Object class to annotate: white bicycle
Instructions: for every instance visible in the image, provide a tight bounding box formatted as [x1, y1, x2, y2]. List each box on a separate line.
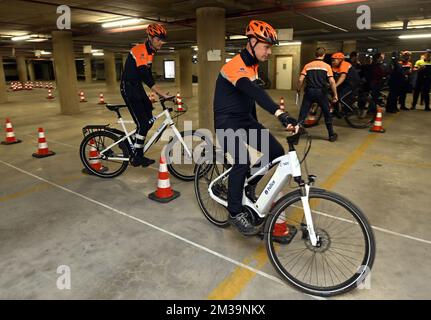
[194, 128, 376, 297]
[80, 96, 211, 179]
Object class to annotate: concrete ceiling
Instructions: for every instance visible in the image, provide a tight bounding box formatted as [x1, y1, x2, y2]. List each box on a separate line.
[0, 0, 430, 57]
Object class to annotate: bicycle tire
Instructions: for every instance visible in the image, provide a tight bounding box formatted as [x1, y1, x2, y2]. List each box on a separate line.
[79, 131, 129, 178]
[265, 188, 375, 297]
[194, 152, 230, 228]
[165, 130, 212, 181]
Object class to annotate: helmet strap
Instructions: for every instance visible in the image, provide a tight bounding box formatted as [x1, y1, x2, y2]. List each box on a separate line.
[248, 37, 259, 61]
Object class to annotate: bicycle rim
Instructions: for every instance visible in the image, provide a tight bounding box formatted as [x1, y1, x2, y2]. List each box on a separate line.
[194, 159, 230, 227]
[80, 131, 129, 178]
[265, 189, 375, 297]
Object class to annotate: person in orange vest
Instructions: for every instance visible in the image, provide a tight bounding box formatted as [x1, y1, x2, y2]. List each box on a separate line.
[398, 51, 413, 111]
[297, 47, 339, 141]
[331, 52, 354, 112]
[121, 23, 171, 167]
[213, 20, 298, 238]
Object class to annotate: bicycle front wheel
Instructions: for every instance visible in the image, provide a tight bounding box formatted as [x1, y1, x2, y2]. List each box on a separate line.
[165, 130, 212, 181]
[265, 188, 375, 297]
[344, 98, 376, 129]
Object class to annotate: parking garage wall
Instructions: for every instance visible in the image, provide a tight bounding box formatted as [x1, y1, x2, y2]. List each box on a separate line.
[268, 44, 301, 90]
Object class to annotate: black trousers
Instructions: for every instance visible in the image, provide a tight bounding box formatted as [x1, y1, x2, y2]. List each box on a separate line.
[298, 88, 334, 137]
[386, 85, 403, 112]
[412, 78, 430, 109]
[120, 81, 154, 154]
[215, 115, 284, 215]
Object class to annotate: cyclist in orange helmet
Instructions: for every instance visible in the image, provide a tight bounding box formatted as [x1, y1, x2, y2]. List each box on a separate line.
[214, 20, 298, 239]
[121, 23, 170, 167]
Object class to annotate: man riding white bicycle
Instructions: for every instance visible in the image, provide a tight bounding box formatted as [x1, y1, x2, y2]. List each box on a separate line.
[213, 20, 298, 240]
[121, 23, 171, 167]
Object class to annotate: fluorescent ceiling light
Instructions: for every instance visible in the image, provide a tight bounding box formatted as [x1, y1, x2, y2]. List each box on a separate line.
[399, 34, 431, 39]
[27, 38, 49, 42]
[102, 18, 143, 28]
[40, 50, 51, 55]
[106, 24, 149, 33]
[91, 49, 102, 53]
[0, 35, 13, 38]
[229, 35, 247, 40]
[92, 52, 104, 56]
[278, 41, 302, 46]
[12, 35, 31, 41]
[191, 46, 198, 51]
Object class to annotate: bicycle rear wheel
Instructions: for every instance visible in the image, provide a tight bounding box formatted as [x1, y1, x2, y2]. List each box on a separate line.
[165, 130, 212, 181]
[79, 131, 129, 178]
[194, 150, 231, 228]
[265, 188, 375, 297]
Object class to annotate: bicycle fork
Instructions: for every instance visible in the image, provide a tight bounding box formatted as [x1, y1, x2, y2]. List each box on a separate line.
[296, 177, 319, 247]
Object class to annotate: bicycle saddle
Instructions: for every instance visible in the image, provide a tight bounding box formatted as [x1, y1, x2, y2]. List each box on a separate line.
[106, 104, 127, 111]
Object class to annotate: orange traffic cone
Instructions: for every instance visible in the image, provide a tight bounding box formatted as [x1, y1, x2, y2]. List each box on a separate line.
[32, 128, 55, 158]
[303, 104, 319, 127]
[98, 93, 106, 104]
[271, 191, 297, 244]
[280, 97, 285, 111]
[148, 156, 180, 203]
[370, 107, 386, 133]
[82, 139, 108, 174]
[79, 91, 87, 102]
[176, 92, 184, 112]
[1, 118, 22, 145]
[46, 89, 54, 99]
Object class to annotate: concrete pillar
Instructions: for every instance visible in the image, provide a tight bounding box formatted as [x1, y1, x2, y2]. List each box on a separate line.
[174, 52, 180, 88]
[179, 48, 193, 98]
[0, 56, 7, 103]
[16, 55, 28, 83]
[196, 7, 225, 132]
[121, 53, 128, 67]
[27, 61, 35, 81]
[52, 31, 80, 115]
[84, 53, 92, 83]
[104, 51, 117, 92]
[300, 41, 317, 69]
[343, 40, 357, 55]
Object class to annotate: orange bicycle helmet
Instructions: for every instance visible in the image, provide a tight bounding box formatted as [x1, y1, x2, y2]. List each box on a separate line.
[331, 52, 345, 59]
[147, 23, 167, 40]
[246, 20, 278, 45]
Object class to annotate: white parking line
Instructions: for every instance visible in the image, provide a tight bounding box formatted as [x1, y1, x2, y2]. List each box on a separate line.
[0, 159, 322, 300]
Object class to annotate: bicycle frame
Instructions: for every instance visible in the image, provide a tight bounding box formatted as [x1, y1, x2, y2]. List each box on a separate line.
[98, 108, 192, 161]
[207, 149, 319, 246]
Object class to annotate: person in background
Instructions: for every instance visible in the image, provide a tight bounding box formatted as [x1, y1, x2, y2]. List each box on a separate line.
[398, 51, 413, 111]
[412, 50, 431, 111]
[386, 52, 406, 113]
[368, 52, 387, 107]
[297, 47, 338, 142]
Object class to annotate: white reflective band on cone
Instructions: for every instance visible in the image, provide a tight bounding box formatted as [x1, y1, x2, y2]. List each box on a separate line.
[38, 142, 48, 149]
[374, 121, 382, 126]
[6, 132, 15, 137]
[38, 132, 45, 138]
[157, 179, 170, 189]
[159, 163, 168, 172]
[6, 123, 12, 128]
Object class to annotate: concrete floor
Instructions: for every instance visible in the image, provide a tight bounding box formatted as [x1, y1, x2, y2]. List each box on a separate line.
[0, 81, 430, 300]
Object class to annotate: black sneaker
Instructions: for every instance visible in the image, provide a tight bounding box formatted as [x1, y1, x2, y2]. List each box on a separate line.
[400, 106, 410, 111]
[228, 212, 256, 236]
[141, 156, 155, 167]
[328, 133, 338, 142]
[425, 108, 431, 112]
[130, 155, 155, 167]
